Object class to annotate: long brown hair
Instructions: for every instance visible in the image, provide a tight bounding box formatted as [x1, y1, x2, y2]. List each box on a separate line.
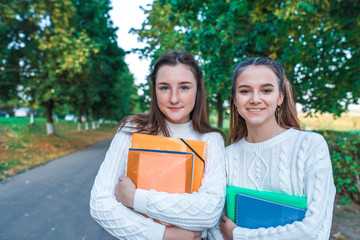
[229, 57, 300, 144]
[119, 50, 225, 140]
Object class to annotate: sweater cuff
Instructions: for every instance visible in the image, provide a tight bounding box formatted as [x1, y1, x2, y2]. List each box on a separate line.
[133, 188, 149, 215]
[150, 222, 166, 240]
[233, 227, 248, 239]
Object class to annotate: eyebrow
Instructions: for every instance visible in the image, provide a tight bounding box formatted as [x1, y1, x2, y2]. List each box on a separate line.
[158, 81, 194, 85]
[238, 83, 275, 88]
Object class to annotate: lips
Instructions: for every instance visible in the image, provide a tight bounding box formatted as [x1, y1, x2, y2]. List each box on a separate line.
[168, 107, 182, 111]
[247, 108, 264, 112]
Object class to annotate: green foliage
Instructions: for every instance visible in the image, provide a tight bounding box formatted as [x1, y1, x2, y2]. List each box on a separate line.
[1, 0, 138, 130]
[133, 0, 360, 127]
[316, 130, 360, 204]
[0, 0, 38, 101]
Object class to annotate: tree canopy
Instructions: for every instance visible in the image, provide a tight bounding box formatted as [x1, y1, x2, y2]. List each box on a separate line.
[132, 0, 360, 127]
[0, 0, 138, 134]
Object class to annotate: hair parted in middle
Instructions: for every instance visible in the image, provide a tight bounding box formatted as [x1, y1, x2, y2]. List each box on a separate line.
[229, 57, 300, 144]
[119, 50, 225, 140]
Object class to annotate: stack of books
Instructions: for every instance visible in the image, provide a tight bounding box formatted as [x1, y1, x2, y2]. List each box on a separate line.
[226, 186, 307, 229]
[127, 148, 195, 193]
[126, 133, 207, 225]
[127, 133, 207, 193]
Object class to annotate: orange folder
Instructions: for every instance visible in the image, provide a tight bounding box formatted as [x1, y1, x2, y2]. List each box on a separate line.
[129, 133, 207, 192]
[127, 149, 195, 193]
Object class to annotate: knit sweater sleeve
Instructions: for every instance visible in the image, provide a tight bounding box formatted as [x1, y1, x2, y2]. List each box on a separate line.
[206, 145, 235, 240]
[132, 132, 226, 231]
[89, 129, 166, 240]
[232, 134, 336, 239]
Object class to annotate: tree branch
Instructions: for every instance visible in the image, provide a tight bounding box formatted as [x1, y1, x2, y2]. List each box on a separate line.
[0, 0, 30, 7]
[0, 68, 20, 75]
[0, 82, 17, 85]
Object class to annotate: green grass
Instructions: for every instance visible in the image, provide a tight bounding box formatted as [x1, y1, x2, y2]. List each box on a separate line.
[0, 116, 117, 181]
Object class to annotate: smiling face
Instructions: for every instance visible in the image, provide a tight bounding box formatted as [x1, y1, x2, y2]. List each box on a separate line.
[155, 64, 197, 124]
[234, 65, 284, 130]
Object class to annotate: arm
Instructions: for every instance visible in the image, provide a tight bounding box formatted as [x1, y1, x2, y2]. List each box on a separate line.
[207, 148, 232, 240]
[207, 212, 226, 240]
[163, 227, 202, 240]
[130, 133, 227, 231]
[90, 130, 166, 240]
[230, 136, 336, 239]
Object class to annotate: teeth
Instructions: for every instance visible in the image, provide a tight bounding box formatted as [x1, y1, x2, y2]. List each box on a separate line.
[249, 109, 261, 112]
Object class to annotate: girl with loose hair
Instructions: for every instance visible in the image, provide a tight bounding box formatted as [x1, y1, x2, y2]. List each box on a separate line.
[228, 57, 300, 144]
[118, 50, 224, 138]
[90, 50, 226, 240]
[209, 57, 336, 240]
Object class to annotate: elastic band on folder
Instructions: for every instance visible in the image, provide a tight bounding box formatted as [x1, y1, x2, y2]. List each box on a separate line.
[180, 138, 205, 169]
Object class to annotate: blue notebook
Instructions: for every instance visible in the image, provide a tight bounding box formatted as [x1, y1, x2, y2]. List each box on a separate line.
[235, 193, 306, 229]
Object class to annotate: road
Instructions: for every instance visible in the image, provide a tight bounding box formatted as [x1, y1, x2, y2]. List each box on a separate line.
[0, 138, 117, 240]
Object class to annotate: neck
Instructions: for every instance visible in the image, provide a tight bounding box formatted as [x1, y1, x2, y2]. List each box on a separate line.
[165, 120, 193, 135]
[246, 123, 286, 143]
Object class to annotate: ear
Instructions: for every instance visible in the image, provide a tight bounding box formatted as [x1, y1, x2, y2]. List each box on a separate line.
[232, 97, 237, 109]
[277, 92, 284, 106]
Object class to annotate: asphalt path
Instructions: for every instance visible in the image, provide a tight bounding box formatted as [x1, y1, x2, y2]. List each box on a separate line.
[0, 138, 118, 240]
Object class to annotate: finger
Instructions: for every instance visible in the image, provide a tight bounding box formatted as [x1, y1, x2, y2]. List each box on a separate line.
[222, 215, 229, 222]
[220, 221, 224, 230]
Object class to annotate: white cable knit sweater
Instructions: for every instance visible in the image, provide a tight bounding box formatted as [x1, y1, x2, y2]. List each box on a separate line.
[90, 120, 226, 239]
[208, 128, 336, 240]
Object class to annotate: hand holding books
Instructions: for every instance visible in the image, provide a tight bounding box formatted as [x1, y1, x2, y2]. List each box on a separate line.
[115, 176, 136, 208]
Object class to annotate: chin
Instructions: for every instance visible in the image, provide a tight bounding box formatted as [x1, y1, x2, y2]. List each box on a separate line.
[168, 118, 188, 124]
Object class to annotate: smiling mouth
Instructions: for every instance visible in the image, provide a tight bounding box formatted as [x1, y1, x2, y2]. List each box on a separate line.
[248, 109, 263, 112]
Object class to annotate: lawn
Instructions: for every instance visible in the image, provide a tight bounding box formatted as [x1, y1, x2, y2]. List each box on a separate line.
[299, 112, 360, 132]
[0, 117, 116, 181]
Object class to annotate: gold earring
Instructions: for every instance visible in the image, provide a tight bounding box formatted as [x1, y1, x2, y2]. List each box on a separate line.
[276, 106, 282, 121]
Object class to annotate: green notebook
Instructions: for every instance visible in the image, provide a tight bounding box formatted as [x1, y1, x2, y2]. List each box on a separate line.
[226, 186, 307, 222]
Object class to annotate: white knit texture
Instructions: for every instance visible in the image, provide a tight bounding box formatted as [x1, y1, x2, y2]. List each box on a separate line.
[208, 128, 336, 240]
[90, 120, 226, 239]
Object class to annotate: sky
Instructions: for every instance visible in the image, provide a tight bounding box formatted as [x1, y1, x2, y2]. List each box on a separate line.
[109, 0, 154, 86]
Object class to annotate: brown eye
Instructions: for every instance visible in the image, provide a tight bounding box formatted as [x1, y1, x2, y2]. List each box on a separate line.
[263, 89, 272, 93]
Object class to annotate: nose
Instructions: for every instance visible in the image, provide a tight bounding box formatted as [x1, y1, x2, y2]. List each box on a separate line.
[250, 92, 261, 104]
[170, 90, 180, 104]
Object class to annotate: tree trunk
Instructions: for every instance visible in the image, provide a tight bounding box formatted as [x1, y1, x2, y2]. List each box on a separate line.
[216, 94, 224, 129]
[30, 112, 34, 125]
[92, 111, 96, 130]
[78, 107, 82, 132]
[44, 99, 56, 135]
[54, 114, 59, 123]
[85, 108, 89, 131]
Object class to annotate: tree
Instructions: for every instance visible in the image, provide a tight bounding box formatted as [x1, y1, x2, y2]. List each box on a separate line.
[71, 0, 137, 126]
[1, 0, 137, 134]
[0, 0, 38, 102]
[28, 0, 96, 134]
[132, 0, 360, 127]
